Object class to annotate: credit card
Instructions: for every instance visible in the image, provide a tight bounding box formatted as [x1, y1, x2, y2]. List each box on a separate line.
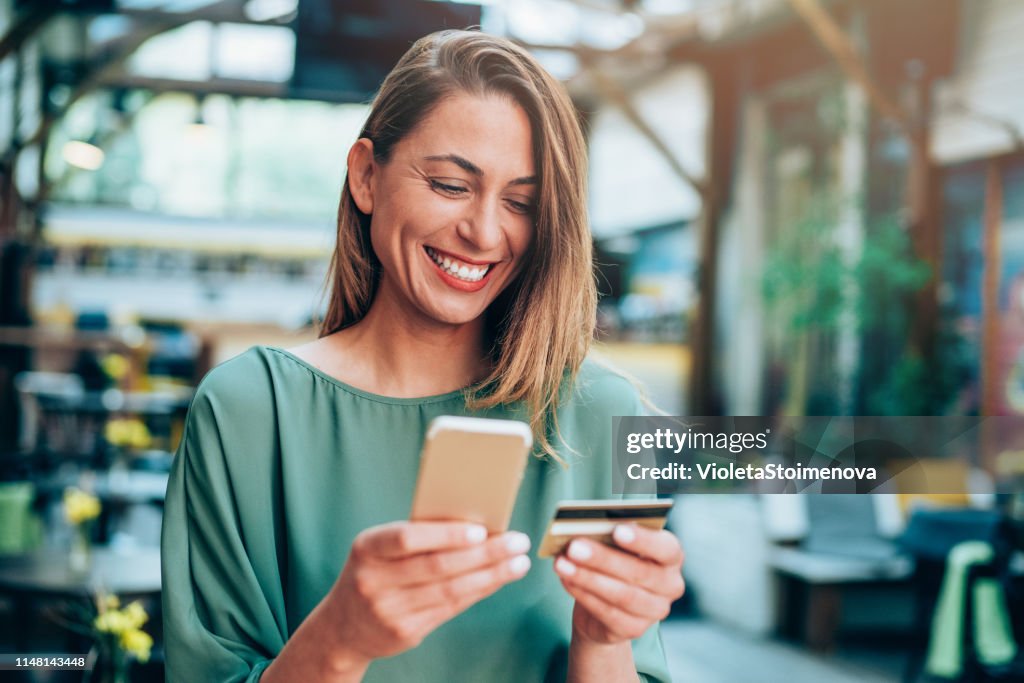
[537, 499, 673, 558]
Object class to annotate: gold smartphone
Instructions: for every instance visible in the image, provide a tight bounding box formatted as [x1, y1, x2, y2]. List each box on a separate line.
[410, 416, 533, 533]
[538, 499, 674, 558]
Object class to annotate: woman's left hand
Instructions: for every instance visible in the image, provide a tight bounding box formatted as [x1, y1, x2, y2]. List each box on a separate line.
[554, 525, 685, 645]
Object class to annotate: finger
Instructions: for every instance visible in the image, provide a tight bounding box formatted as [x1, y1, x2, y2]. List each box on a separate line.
[390, 553, 531, 613]
[383, 532, 531, 587]
[554, 556, 668, 620]
[560, 577, 653, 642]
[611, 525, 684, 566]
[563, 538, 681, 598]
[354, 521, 488, 559]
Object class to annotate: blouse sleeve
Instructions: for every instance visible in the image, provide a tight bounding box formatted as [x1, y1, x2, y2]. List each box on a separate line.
[161, 363, 286, 682]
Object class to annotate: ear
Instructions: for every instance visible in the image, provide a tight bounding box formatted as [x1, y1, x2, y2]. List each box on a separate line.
[347, 138, 375, 214]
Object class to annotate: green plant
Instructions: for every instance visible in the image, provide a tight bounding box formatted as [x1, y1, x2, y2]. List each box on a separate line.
[865, 312, 974, 415]
[761, 203, 930, 334]
[760, 195, 970, 416]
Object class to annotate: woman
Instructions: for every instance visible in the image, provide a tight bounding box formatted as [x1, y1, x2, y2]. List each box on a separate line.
[162, 29, 684, 682]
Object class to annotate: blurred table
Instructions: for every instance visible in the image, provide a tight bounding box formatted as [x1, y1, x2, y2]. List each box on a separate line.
[0, 547, 160, 598]
[34, 470, 169, 507]
[0, 546, 161, 651]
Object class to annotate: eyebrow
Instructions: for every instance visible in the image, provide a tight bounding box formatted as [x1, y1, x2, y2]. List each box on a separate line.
[424, 153, 537, 186]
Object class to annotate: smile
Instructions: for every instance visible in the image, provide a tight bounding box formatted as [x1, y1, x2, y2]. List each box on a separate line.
[424, 246, 494, 283]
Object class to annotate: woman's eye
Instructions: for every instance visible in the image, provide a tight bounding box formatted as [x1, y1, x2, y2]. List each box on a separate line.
[429, 179, 469, 196]
[505, 199, 535, 215]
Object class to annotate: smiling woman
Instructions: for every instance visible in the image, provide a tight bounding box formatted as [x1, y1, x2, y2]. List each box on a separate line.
[348, 93, 536, 324]
[318, 31, 596, 452]
[161, 29, 681, 683]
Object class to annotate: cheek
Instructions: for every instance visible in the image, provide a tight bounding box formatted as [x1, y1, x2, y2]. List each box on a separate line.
[512, 221, 536, 259]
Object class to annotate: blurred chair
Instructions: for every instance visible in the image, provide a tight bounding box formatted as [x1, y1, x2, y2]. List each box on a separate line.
[900, 506, 1023, 682]
[767, 495, 914, 650]
[938, 524, 1023, 682]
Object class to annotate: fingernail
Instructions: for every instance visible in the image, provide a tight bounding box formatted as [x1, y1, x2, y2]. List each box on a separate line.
[614, 525, 636, 545]
[505, 532, 531, 554]
[555, 557, 577, 576]
[509, 555, 531, 575]
[567, 540, 592, 561]
[466, 525, 487, 544]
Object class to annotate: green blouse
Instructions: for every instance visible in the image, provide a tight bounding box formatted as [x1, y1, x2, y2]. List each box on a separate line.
[161, 346, 671, 682]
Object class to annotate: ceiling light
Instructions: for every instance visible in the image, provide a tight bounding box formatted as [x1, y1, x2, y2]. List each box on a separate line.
[63, 140, 105, 171]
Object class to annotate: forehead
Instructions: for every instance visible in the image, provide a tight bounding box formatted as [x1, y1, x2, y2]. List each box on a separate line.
[396, 92, 535, 178]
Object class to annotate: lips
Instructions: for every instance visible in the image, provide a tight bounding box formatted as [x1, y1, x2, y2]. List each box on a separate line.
[424, 246, 496, 283]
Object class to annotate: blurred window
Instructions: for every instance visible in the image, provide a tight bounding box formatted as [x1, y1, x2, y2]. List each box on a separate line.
[45, 91, 367, 220]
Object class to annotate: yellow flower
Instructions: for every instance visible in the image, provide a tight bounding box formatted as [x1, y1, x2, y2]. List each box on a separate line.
[105, 419, 128, 446]
[122, 601, 148, 630]
[85, 592, 152, 664]
[63, 488, 101, 526]
[93, 600, 149, 635]
[105, 418, 151, 450]
[120, 628, 153, 663]
[94, 608, 131, 634]
[100, 354, 130, 382]
[128, 420, 151, 449]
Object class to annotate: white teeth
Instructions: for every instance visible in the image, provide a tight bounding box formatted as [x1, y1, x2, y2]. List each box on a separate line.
[426, 247, 490, 283]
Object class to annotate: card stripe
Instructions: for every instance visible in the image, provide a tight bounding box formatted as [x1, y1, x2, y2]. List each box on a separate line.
[555, 506, 670, 520]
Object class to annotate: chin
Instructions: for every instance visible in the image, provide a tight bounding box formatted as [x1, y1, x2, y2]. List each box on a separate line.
[414, 290, 491, 324]
[425, 305, 487, 327]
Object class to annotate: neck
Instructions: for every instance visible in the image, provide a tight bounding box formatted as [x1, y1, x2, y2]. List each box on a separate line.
[332, 289, 490, 398]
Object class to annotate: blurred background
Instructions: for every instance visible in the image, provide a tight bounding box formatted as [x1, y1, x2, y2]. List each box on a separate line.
[1, 0, 1023, 681]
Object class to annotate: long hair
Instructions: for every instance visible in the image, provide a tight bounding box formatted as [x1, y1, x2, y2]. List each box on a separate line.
[321, 30, 595, 464]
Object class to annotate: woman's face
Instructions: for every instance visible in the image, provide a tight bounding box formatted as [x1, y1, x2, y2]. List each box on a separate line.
[350, 92, 536, 328]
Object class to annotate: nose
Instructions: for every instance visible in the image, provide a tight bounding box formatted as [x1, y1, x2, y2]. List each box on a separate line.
[456, 196, 503, 253]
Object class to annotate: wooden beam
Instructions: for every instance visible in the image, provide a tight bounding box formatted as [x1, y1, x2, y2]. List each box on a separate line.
[687, 56, 736, 414]
[905, 71, 940, 362]
[97, 73, 289, 100]
[0, 325, 139, 353]
[118, 5, 292, 26]
[786, 0, 913, 136]
[981, 160, 1003, 416]
[588, 69, 706, 197]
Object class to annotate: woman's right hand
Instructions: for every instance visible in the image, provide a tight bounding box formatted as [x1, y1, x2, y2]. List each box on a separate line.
[323, 520, 532, 670]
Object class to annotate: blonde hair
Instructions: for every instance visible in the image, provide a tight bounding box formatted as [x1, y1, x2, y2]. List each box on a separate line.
[321, 30, 595, 463]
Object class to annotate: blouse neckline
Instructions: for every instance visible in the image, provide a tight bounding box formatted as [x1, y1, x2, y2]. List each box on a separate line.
[264, 346, 474, 405]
